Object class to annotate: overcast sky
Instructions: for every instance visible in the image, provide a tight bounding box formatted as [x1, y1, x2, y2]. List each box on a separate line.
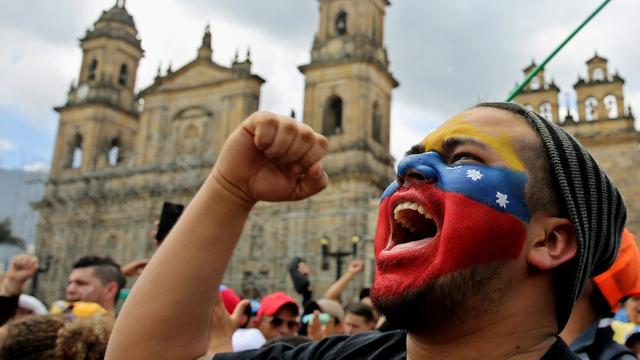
[1, 0, 638, 171]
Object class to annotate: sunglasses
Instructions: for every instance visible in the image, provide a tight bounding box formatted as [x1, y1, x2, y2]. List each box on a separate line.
[264, 316, 300, 330]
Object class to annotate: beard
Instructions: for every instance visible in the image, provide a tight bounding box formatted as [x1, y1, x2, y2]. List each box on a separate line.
[371, 261, 510, 336]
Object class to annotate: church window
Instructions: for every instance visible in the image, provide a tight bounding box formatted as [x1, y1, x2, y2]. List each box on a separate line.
[70, 133, 83, 169]
[603, 95, 619, 119]
[592, 68, 604, 82]
[585, 97, 598, 121]
[118, 63, 128, 86]
[323, 96, 343, 136]
[179, 124, 200, 159]
[372, 101, 382, 143]
[539, 102, 553, 121]
[336, 11, 347, 35]
[107, 138, 121, 166]
[88, 59, 98, 81]
[529, 77, 540, 90]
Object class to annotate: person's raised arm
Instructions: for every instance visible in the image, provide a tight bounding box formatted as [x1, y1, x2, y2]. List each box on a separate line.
[106, 112, 329, 360]
[323, 259, 363, 302]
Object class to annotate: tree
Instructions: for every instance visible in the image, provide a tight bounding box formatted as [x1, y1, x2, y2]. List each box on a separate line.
[0, 218, 25, 249]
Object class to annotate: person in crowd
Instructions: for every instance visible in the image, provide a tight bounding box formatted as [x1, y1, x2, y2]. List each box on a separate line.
[0, 314, 66, 359]
[107, 103, 626, 359]
[252, 292, 300, 342]
[343, 302, 376, 335]
[0, 312, 114, 360]
[66, 256, 125, 313]
[307, 298, 344, 341]
[288, 257, 313, 306]
[560, 229, 639, 359]
[323, 259, 364, 303]
[0, 253, 39, 326]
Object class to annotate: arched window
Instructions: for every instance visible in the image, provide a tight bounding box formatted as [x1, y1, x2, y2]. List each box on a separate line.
[88, 59, 98, 81]
[539, 102, 553, 121]
[603, 95, 619, 119]
[70, 133, 83, 169]
[118, 63, 128, 86]
[529, 77, 540, 91]
[592, 68, 604, 82]
[107, 138, 121, 166]
[372, 101, 382, 143]
[179, 124, 200, 159]
[336, 11, 347, 35]
[585, 97, 598, 121]
[323, 96, 343, 136]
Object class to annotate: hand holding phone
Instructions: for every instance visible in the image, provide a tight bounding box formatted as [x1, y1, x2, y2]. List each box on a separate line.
[155, 202, 185, 243]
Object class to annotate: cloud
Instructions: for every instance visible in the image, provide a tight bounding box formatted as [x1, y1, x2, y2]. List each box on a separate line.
[22, 161, 49, 173]
[2, 0, 639, 170]
[0, 139, 17, 152]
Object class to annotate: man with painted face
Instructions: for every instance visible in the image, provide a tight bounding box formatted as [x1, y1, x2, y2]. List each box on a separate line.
[107, 103, 626, 360]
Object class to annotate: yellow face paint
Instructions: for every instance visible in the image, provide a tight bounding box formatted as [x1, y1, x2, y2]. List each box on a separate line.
[421, 116, 525, 172]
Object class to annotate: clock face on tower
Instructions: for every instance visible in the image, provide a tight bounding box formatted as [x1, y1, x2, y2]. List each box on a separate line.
[77, 84, 89, 101]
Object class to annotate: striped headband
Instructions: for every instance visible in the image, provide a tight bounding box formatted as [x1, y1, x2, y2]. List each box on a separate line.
[477, 102, 627, 330]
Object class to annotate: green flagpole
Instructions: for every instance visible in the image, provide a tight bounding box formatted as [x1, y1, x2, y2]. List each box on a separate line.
[506, 0, 612, 102]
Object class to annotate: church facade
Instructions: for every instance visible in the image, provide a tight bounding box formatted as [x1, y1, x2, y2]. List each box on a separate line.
[34, 0, 397, 303]
[513, 57, 639, 236]
[34, 1, 639, 304]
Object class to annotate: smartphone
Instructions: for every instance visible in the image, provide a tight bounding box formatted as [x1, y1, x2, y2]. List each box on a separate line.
[155, 202, 185, 243]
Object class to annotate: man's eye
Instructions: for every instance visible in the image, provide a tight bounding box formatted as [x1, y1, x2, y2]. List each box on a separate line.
[450, 153, 481, 164]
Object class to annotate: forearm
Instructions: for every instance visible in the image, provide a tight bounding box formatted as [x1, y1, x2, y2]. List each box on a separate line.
[107, 174, 253, 360]
[323, 272, 356, 301]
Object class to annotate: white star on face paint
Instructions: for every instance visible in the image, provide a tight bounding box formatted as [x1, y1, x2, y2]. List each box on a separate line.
[466, 169, 483, 181]
[496, 192, 509, 208]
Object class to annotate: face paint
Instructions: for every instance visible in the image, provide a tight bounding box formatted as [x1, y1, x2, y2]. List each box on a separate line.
[372, 116, 530, 300]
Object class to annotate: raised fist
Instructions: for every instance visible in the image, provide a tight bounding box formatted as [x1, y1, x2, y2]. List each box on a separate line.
[213, 111, 329, 205]
[7, 254, 39, 288]
[347, 259, 364, 275]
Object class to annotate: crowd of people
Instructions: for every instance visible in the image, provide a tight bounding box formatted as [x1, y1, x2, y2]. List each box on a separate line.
[1, 102, 639, 359]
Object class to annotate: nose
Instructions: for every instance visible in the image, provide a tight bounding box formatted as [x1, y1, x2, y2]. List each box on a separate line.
[397, 154, 438, 186]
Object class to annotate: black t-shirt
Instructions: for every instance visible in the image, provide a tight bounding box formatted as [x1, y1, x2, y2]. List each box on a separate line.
[213, 330, 578, 360]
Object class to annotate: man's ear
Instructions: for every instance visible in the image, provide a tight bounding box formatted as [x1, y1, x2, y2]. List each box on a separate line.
[526, 214, 577, 270]
[104, 281, 119, 301]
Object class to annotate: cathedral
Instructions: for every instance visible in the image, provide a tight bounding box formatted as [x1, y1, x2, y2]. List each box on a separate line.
[512, 57, 639, 236]
[34, 1, 639, 304]
[34, 0, 397, 303]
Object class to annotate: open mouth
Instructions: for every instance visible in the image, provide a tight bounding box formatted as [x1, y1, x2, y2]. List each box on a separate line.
[388, 201, 438, 251]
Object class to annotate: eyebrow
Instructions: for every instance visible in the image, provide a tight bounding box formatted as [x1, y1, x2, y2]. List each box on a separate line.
[404, 143, 425, 156]
[440, 137, 490, 155]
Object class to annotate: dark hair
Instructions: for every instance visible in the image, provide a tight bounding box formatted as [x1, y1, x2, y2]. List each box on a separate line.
[359, 288, 370, 300]
[345, 302, 375, 323]
[72, 256, 125, 302]
[0, 315, 67, 360]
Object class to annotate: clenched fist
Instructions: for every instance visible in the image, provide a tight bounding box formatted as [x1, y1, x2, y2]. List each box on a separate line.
[213, 111, 329, 205]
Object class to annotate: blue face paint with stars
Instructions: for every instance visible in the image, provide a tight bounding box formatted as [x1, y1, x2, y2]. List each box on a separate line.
[382, 152, 530, 222]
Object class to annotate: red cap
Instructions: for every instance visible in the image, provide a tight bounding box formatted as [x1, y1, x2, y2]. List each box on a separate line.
[219, 287, 241, 314]
[594, 229, 640, 312]
[257, 292, 299, 319]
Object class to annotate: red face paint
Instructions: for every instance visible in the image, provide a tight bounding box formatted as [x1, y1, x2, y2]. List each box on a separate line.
[372, 182, 527, 300]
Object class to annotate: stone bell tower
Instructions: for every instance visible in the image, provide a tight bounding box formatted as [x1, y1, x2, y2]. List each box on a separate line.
[49, 0, 143, 179]
[299, 0, 398, 191]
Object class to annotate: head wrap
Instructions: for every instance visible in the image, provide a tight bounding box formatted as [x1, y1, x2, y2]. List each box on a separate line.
[477, 102, 627, 329]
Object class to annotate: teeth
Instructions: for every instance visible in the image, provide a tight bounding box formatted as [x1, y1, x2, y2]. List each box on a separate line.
[393, 202, 431, 219]
[393, 202, 433, 230]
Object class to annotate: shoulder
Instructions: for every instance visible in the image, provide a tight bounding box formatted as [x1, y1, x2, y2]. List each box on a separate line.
[214, 330, 407, 360]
